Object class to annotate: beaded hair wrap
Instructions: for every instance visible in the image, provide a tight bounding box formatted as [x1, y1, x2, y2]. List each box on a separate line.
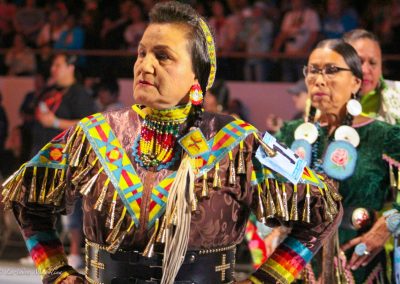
[198, 18, 216, 91]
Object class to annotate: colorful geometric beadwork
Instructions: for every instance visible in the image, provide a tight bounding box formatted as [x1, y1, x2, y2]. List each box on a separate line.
[79, 113, 143, 226]
[260, 237, 313, 284]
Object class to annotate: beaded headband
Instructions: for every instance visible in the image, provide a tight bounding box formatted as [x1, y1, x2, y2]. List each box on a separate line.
[198, 18, 216, 91]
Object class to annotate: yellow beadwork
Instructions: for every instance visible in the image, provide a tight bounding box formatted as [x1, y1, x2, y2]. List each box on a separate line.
[199, 18, 216, 90]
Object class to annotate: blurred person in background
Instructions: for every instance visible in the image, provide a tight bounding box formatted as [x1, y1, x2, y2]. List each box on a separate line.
[124, 2, 147, 51]
[96, 78, 125, 112]
[265, 79, 309, 134]
[0, 92, 8, 178]
[321, 0, 358, 40]
[344, 29, 400, 125]
[272, 0, 320, 82]
[13, 0, 44, 47]
[36, 9, 66, 48]
[242, 1, 273, 82]
[5, 33, 36, 76]
[203, 79, 230, 114]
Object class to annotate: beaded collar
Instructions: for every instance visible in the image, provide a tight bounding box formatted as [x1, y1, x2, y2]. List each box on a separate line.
[132, 104, 192, 170]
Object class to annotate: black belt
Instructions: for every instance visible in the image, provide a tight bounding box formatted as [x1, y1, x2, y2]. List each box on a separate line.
[85, 239, 236, 284]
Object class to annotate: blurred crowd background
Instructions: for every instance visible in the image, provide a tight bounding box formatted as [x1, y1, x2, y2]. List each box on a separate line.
[1, 0, 400, 81]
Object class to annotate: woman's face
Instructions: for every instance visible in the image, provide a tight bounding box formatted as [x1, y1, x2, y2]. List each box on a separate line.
[306, 48, 361, 115]
[349, 38, 382, 95]
[133, 23, 197, 109]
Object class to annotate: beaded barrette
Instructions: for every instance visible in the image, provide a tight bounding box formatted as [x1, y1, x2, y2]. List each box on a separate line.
[199, 18, 216, 91]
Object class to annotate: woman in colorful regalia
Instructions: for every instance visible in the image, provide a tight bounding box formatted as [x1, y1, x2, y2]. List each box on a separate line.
[275, 38, 400, 283]
[1, 2, 342, 284]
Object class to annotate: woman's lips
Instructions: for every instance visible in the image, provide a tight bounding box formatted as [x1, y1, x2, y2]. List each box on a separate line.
[312, 92, 328, 97]
[138, 80, 155, 87]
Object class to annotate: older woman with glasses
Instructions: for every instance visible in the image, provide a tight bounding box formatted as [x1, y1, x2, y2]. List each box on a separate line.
[275, 39, 400, 283]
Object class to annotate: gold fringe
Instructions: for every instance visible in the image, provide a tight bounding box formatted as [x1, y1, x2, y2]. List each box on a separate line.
[38, 168, 49, 204]
[281, 183, 289, 221]
[143, 218, 159, 258]
[289, 185, 298, 221]
[265, 179, 276, 218]
[156, 216, 167, 244]
[71, 165, 93, 186]
[302, 184, 311, 223]
[80, 168, 103, 196]
[212, 162, 221, 189]
[106, 191, 118, 229]
[237, 141, 246, 174]
[70, 141, 84, 167]
[62, 126, 81, 154]
[106, 207, 126, 244]
[256, 184, 267, 224]
[9, 176, 24, 202]
[228, 151, 236, 186]
[274, 180, 285, 219]
[398, 168, 400, 191]
[107, 220, 134, 254]
[94, 179, 110, 211]
[324, 184, 338, 216]
[201, 173, 209, 199]
[53, 186, 66, 207]
[320, 187, 333, 222]
[390, 164, 397, 188]
[45, 169, 65, 203]
[28, 167, 38, 203]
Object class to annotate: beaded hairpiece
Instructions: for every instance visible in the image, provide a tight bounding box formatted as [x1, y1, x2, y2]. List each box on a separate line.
[198, 18, 216, 91]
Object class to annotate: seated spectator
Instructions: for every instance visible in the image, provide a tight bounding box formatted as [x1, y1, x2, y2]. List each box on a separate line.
[13, 0, 44, 47]
[322, 0, 358, 39]
[96, 79, 124, 111]
[36, 9, 66, 47]
[54, 14, 84, 51]
[272, 0, 320, 82]
[124, 3, 146, 51]
[242, 2, 273, 81]
[5, 33, 36, 76]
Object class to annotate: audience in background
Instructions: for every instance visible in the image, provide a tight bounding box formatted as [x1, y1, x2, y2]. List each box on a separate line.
[5, 33, 36, 75]
[272, 0, 320, 82]
[242, 1, 273, 81]
[96, 79, 125, 111]
[322, 0, 358, 39]
[1, 1, 400, 81]
[13, 0, 44, 47]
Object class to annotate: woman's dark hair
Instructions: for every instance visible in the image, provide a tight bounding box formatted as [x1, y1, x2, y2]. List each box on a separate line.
[310, 39, 363, 125]
[343, 29, 380, 45]
[149, 1, 213, 129]
[316, 39, 363, 80]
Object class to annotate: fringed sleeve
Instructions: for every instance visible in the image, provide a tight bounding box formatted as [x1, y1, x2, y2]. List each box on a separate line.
[1, 123, 94, 283]
[249, 135, 343, 284]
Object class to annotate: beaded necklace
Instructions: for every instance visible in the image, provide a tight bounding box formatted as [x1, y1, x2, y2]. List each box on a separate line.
[132, 104, 192, 170]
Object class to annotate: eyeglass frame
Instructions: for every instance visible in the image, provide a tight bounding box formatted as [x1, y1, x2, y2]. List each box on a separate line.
[303, 65, 353, 79]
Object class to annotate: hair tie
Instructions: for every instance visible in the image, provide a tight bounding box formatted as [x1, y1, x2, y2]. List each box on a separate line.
[198, 18, 216, 91]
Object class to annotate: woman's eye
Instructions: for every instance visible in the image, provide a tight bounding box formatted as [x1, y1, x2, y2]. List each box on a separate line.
[156, 53, 169, 60]
[138, 50, 146, 57]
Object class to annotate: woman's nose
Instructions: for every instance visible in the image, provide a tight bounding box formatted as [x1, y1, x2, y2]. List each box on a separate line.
[314, 73, 326, 87]
[139, 54, 155, 74]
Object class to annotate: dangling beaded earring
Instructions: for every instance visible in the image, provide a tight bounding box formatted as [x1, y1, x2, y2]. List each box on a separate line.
[189, 84, 203, 106]
[346, 93, 362, 117]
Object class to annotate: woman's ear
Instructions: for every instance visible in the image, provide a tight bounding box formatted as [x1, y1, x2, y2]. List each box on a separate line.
[352, 76, 362, 94]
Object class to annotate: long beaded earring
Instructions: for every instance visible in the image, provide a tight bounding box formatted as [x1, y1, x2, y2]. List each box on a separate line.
[189, 84, 203, 106]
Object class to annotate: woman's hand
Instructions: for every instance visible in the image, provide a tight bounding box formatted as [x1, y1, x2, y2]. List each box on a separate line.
[60, 275, 85, 283]
[341, 216, 391, 270]
[37, 110, 56, 128]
